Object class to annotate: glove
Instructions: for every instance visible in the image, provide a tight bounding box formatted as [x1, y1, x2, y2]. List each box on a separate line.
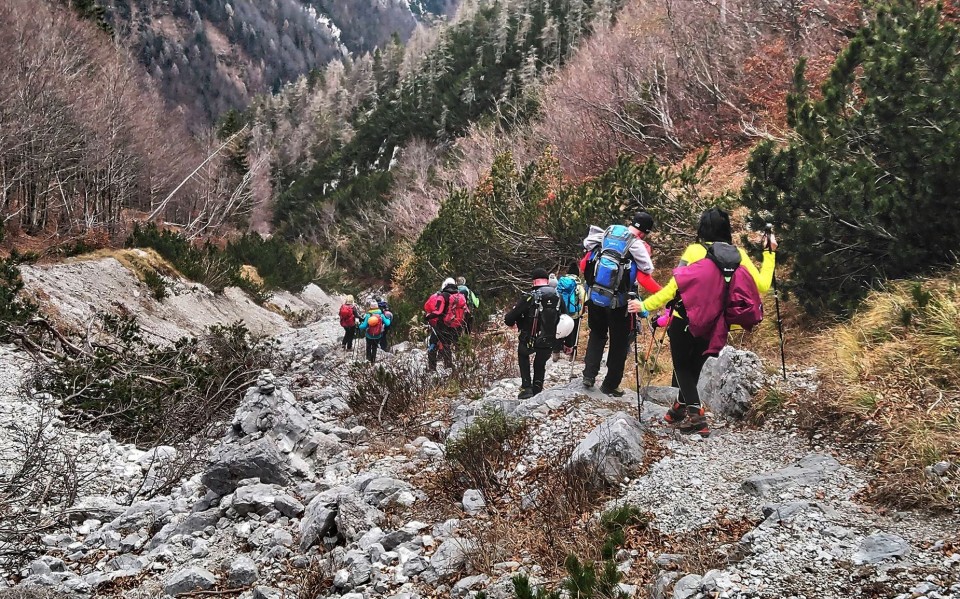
[656, 310, 672, 328]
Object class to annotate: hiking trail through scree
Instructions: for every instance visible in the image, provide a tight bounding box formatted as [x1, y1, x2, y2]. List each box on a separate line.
[0, 272, 958, 598]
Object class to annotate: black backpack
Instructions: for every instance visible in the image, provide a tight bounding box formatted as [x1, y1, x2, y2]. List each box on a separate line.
[527, 287, 561, 349]
[704, 242, 742, 282]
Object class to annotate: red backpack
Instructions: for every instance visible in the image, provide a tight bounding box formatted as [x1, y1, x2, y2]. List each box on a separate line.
[339, 304, 356, 327]
[366, 313, 384, 337]
[444, 292, 467, 329]
[424, 292, 467, 329]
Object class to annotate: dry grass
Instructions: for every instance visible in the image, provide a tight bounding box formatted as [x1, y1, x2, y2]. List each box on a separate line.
[798, 271, 960, 509]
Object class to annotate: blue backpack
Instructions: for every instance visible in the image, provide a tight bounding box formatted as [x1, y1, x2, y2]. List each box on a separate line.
[556, 276, 583, 316]
[588, 225, 636, 309]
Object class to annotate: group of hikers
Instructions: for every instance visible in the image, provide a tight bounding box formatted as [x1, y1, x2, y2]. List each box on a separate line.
[337, 277, 480, 368]
[504, 207, 775, 437]
[338, 207, 777, 437]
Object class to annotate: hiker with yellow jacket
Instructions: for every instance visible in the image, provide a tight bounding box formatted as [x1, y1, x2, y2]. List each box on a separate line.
[628, 208, 777, 436]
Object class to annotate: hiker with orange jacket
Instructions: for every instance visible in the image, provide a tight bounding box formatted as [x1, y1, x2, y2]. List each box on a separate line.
[359, 299, 392, 364]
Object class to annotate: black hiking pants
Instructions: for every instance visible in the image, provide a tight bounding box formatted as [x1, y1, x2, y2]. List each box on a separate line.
[379, 328, 390, 351]
[518, 341, 551, 392]
[366, 338, 380, 364]
[667, 318, 711, 408]
[428, 325, 457, 371]
[342, 325, 356, 350]
[583, 303, 630, 389]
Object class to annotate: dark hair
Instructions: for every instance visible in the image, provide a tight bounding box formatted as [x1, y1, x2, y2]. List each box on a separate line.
[531, 267, 549, 280]
[696, 208, 733, 244]
[568, 261, 581, 275]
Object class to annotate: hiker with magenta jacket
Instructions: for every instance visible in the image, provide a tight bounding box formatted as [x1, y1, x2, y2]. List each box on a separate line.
[628, 208, 777, 437]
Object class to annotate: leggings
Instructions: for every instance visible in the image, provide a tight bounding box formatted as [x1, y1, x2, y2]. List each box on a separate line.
[667, 318, 711, 408]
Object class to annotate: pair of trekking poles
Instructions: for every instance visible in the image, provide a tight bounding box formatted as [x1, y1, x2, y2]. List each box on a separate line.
[628, 224, 787, 421]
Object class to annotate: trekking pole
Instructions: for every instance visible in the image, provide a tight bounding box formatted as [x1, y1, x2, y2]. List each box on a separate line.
[628, 292, 644, 420]
[568, 315, 581, 380]
[765, 223, 787, 381]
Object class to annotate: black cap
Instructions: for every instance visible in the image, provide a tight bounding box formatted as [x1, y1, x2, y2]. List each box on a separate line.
[531, 267, 549, 280]
[631, 211, 654, 233]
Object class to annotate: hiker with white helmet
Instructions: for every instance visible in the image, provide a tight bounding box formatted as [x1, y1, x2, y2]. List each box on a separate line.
[423, 278, 467, 372]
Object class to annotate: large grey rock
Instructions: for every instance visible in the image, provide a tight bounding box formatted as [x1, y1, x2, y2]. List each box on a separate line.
[336, 492, 384, 542]
[697, 347, 764, 419]
[164, 567, 216, 596]
[235, 386, 313, 453]
[672, 574, 702, 599]
[362, 477, 412, 505]
[202, 439, 290, 496]
[461, 490, 486, 516]
[742, 454, 841, 497]
[228, 556, 259, 586]
[430, 538, 477, 577]
[274, 494, 305, 518]
[299, 493, 339, 550]
[852, 533, 911, 565]
[253, 587, 282, 599]
[233, 483, 283, 516]
[568, 412, 646, 484]
[452, 574, 490, 597]
[381, 529, 415, 551]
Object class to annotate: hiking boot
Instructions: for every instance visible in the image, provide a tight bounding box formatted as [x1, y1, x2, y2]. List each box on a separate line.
[663, 402, 687, 425]
[582, 377, 595, 389]
[678, 406, 710, 437]
[600, 386, 625, 397]
[552, 351, 562, 362]
[518, 388, 535, 400]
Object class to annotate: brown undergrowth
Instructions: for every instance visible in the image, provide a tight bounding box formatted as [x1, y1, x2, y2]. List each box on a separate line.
[793, 271, 960, 510]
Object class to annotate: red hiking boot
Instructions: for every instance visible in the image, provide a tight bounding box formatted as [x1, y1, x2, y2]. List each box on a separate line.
[663, 402, 686, 425]
[678, 406, 710, 437]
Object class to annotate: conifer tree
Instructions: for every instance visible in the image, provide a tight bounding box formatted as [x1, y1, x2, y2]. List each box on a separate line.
[742, 2, 960, 314]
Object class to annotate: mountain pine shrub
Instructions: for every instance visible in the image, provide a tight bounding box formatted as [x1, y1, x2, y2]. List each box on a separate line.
[0, 253, 37, 342]
[397, 149, 724, 304]
[742, 2, 960, 314]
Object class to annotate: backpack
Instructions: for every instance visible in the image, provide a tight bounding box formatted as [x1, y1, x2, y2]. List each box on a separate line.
[424, 292, 448, 326]
[366, 313, 384, 338]
[587, 225, 636, 309]
[527, 287, 561, 348]
[704, 242, 763, 329]
[382, 310, 394, 328]
[556, 276, 583, 317]
[444, 292, 467, 329]
[458, 285, 479, 310]
[339, 304, 355, 327]
[424, 292, 467, 329]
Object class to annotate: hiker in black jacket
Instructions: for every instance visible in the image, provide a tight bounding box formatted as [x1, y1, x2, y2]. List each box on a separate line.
[504, 268, 561, 400]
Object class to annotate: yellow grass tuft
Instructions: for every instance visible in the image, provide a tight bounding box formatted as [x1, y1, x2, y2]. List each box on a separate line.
[807, 269, 960, 509]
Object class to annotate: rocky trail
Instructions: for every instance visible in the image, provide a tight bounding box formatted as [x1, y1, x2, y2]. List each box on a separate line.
[1, 261, 958, 599]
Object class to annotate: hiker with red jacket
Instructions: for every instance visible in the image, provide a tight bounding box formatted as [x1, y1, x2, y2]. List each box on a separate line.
[338, 295, 360, 350]
[628, 208, 777, 436]
[580, 211, 662, 396]
[359, 299, 392, 364]
[424, 278, 467, 372]
[504, 268, 562, 399]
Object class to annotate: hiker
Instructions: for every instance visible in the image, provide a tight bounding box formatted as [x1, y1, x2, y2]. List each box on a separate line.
[580, 211, 662, 396]
[554, 261, 587, 360]
[424, 278, 468, 372]
[456, 276, 480, 333]
[504, 268, 562, 399]
[338, 295, 359, 350]
[628, 207, 777, 436]
[377, 299, 394, 351]
[359, 299, 391, 364]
